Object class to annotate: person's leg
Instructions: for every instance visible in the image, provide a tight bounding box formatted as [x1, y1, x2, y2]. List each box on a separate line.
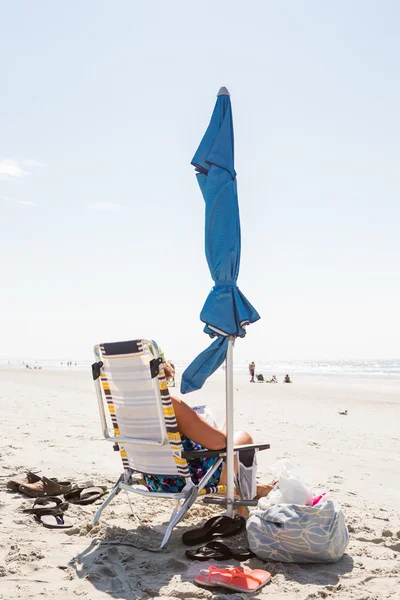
[218, 431, 276, 504]
[218, 430, 254, 487]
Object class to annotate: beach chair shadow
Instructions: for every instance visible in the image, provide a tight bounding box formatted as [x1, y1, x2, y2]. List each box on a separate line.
[70, 537, 171, 600]
[70, 517, 353, 599]
[91, 338, 269, 549]
[70, 520, 214, 600]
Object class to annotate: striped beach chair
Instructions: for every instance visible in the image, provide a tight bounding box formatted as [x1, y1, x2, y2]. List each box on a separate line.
[91, 339, 229, 548]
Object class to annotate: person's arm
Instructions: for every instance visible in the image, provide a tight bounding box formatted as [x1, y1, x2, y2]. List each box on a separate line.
[171, 396, 226, 450]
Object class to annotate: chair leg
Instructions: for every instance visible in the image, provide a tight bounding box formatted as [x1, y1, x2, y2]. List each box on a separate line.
[160, 486, 199, 549]
[93, 476, 123, 524]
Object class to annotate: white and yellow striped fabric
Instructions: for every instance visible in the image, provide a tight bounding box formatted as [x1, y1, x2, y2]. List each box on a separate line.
[98, 340, 190, 478]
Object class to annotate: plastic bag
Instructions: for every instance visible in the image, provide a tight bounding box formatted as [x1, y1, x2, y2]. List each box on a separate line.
[267, 460, 314, 506]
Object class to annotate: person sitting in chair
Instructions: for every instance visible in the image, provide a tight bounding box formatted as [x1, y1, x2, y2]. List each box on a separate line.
[143, 361, 275, 504]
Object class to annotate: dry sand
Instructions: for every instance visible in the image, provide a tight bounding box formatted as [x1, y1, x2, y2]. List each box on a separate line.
[0, 367, 399, 599]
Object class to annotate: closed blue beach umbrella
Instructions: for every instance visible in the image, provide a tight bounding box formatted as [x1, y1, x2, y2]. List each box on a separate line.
[181, 87, 260, 515]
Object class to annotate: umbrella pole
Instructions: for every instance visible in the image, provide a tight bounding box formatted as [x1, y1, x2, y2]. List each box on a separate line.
[225, 336, 235, 518]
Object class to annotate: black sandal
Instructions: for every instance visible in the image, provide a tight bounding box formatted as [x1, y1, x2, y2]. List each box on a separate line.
[64, 486, 107, 505]
[23, 497, 69, 515]
[34, 508, 73, 529]
[185, 540, 254, 561]
[182, 515, 246, 546]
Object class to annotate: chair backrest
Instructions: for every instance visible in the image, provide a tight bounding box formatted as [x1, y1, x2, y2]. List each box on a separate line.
[93, 339, 189, 478]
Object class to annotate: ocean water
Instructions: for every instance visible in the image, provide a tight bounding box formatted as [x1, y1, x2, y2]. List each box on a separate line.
[1, 357, 399, 379]
[231, 359, 400, 379]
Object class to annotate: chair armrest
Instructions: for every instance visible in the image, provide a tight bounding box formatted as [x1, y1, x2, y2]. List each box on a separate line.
[181, 442, 270, 460]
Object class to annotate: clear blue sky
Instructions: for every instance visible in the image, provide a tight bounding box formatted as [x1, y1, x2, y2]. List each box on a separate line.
[1, 1, 399, 361]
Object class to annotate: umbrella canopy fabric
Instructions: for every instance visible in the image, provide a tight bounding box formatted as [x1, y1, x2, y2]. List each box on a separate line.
[181, 88, 260, 394]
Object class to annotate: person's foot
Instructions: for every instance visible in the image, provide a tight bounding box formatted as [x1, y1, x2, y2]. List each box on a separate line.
[235, 481, 278, 518]
[255, 480, 278, 499]
[236, 505, 250, 517]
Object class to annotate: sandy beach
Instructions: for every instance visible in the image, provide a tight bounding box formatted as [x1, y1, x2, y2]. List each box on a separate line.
[1, 366, 399, 600]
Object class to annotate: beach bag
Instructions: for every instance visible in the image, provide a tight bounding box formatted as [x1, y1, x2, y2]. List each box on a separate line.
[247, 499, 349, 563]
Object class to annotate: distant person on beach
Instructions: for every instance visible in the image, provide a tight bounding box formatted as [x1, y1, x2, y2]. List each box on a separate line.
[249, 361, 255, 383]
[284, 374, 292, 383]
[268, 375, 277, 383]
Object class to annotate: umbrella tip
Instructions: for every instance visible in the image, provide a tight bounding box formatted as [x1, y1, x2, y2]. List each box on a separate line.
[217, 86, 230, 96]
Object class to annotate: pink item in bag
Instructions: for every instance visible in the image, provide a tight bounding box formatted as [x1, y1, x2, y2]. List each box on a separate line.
[312, 493, 327, 506]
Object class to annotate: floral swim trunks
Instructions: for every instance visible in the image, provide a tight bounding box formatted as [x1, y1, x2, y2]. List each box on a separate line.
[143, 435, 223, 493]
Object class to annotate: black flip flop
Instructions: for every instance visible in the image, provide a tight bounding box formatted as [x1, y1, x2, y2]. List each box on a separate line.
[34, 509, 73, 529]
[182, 515, 246, 546]
[23, 497, 69, 514]
[64, 486, 107, 505]
[186, 541, 255, 561]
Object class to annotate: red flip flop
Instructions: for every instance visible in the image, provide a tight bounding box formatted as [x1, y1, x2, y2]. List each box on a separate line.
[195, 565, 271, 593]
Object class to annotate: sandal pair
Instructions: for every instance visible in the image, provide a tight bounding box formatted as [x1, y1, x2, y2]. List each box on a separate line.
[195, 565, 271, 592]
[18, 475, 72, 498]
[7, 472, 64, 495]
